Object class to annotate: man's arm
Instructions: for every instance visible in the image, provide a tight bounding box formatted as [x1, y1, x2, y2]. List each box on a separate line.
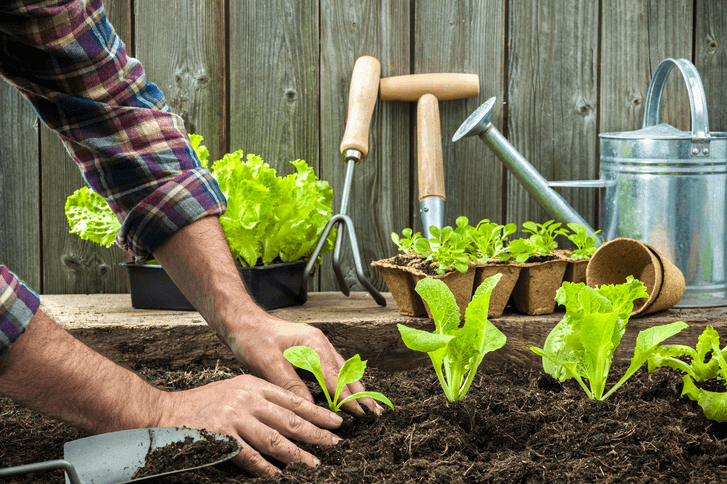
[152, 215, 383, 416]
[0, 308, 343, 477]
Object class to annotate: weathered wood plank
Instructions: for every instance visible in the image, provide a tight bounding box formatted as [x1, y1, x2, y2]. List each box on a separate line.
[228, 1, 319, 174]
[599, 1, 693, 137]
[506, 0, 599, 236]
[134, 0, 227, 161]
[318, 0, 411, 293]
[43, 292, 727, 372]
[39, 4, 134, 294]
[695, 0, 727, 132]
[0, 83, 39, 291]
[412, 0, 506, 231]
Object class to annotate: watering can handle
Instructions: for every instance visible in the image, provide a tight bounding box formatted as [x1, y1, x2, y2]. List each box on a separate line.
[642, 58, 710, 142]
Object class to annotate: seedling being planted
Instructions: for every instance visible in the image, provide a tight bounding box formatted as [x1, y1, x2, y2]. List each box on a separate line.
[283, 346, 394, 413]
[397, 274, 506, 402]
[531, 277, 687, 400]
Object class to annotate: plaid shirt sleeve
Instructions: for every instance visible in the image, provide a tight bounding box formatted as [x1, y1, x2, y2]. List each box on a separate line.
[0, 267, 40, 356]
[0, 0, 227, 263]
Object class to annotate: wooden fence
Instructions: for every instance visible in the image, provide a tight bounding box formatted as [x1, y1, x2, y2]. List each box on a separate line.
[1, 0, 725, 296]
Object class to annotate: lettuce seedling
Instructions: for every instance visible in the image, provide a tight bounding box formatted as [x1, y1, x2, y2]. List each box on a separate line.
[522, 220, 569, 252]
[649, 325, 727, 421]
[391, 228, 423, 255]
[283, 346, 394, 413]
[415, 216, 475, 274]
[531, 277, 687, 400]
[566, 223, 601, 260]
[467, 220, 517, 263]
[397, 274, 506, 402]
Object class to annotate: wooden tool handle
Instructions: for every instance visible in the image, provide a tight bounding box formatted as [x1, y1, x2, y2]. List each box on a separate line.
[340, 56, 381, 158]
[417, 94, 446, 201]
[380, 73, 479, 102]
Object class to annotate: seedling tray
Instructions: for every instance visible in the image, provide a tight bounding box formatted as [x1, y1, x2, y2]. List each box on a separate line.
[122, 260, 308, 311]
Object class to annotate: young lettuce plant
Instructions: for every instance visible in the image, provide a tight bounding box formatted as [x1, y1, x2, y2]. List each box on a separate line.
[522, 220, 569, 252]
[397, 274, 506, 402]
[467, 220, 517, 263]
[648, 325, 727, 421]
[391, 228, 422, 255]
[566, 223, 601, 260]
[531, 277, 687, 400]
[415, 216, 475, 274]
[283, 346, 394, 413]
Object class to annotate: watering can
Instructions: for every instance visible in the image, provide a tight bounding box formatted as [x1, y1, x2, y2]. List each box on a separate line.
[453, 58, 727, 308]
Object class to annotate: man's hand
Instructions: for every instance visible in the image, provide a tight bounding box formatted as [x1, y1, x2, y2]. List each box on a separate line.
[153, 216, 383, 416]
[0, 310, 342, 477]
[158, 373, 343, 476]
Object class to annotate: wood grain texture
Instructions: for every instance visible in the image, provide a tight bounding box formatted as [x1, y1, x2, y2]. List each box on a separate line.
[319, 0, 411, 293]
[42, 292, 727, 372]
[506, 0, 599, 237]
[695, 0, 727, 132]
[599, 1, 693, 136]
[0, 83, 39, 290]
[134, 0, 226, 160]
[413, 0, 506, 232]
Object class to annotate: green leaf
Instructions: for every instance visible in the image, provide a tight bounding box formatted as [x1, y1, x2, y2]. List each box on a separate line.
[334, 354, 367, 406]
[283, 346, 332, 408]
[397, 324, 454, 353]
[337, 391, 395, 411]
[415, 278, 460, 336]
[682, 376, 727, 422]
[65, 186, 121, 247]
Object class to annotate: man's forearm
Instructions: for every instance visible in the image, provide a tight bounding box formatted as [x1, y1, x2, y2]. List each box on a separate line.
[0, 309, 167, 434]
[152, 215, 262, 346]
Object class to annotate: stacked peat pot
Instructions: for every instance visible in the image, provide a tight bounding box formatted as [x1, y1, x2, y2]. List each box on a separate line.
[373, 222, 685, 319]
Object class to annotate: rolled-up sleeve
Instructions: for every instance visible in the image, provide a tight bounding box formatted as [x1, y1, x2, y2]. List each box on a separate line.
[0, 267, 40, 356]
[0, 0, 226, 262]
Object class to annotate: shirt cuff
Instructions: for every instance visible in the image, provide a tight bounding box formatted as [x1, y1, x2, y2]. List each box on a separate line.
[116, 166, 227, 262]
[0, 266, 40, 356]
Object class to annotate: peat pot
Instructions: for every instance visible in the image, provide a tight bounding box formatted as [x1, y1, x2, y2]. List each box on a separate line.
[122, 260, 308, 311]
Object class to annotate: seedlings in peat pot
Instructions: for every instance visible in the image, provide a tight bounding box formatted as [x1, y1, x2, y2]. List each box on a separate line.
[283, 346, 394, 413]
[649, 325, 727, 421]
[397, 273, 507, 402]
[467, 219, 517, 263]
[415, 216, 475, 275]
[391, 228, 423, 255]
[530, 277, 688, 400]
[565, 222, 601, 260]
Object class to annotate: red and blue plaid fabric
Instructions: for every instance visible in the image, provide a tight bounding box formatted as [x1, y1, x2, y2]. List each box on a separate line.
[0, 0, 227, 353]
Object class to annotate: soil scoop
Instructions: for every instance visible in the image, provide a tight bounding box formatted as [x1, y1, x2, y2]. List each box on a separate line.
[453, 58, 726, 309]
[379, 73, 480, 238]
[0, 427, 241, 484]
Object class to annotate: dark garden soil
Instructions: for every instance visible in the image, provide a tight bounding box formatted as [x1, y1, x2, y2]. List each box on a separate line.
[2, 361, 727, 483]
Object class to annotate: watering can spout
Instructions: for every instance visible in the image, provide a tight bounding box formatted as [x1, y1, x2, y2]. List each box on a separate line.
[453, 97, 603, 245]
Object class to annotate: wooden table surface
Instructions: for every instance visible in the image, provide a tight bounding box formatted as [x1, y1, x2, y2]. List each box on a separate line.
[41, 292, 727, 372]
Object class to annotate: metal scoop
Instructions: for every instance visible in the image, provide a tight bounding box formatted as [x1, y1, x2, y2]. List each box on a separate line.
[0, 427, 242, 484]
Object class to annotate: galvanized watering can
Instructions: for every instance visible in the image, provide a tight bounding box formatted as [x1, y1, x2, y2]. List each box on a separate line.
[453, 58, 727, 308]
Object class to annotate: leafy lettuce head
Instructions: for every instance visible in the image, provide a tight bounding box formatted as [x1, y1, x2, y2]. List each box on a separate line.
[192, 135, 336, 267]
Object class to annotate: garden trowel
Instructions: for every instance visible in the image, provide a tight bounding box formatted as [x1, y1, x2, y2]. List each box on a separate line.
[0, 427, 241, 484]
